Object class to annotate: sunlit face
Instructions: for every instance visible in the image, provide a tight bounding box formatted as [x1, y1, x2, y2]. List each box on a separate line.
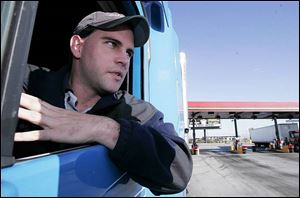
[76, 26, 134, 95]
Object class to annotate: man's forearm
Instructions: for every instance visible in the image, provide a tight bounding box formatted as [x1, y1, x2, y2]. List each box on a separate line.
[109, 118, 193, 195]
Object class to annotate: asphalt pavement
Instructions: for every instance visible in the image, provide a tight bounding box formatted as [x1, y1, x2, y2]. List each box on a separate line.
[186, 143, 299, 197]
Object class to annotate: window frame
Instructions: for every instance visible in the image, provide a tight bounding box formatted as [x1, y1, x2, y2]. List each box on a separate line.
[1, 1, 38, 168]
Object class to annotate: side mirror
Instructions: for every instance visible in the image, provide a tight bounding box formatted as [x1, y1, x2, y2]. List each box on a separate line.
[144, 1, 165, 32]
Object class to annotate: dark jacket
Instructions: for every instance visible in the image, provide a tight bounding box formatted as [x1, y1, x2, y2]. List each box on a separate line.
[15, 64, 193, 195]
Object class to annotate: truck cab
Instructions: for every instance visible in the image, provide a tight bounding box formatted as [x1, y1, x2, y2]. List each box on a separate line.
[1, 1, 187, 196]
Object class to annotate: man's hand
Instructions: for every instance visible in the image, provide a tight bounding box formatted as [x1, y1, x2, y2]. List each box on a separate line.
[15, 93, 120, 150]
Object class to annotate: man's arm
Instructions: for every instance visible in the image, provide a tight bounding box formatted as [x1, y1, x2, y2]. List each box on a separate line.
[15, 93, 193, 195]
[110, 112, 193, 195]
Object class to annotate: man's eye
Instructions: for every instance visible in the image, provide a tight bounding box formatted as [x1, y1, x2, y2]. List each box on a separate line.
[107, 41, 117, 48]
[127, 50, 133, 58]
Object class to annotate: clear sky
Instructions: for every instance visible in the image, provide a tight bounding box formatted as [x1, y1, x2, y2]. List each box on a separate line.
[168, 1, 299, 138]
[168, 1, 299, 102]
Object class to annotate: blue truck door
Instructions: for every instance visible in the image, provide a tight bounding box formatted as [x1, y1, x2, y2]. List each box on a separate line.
[2, 145, 144, 196]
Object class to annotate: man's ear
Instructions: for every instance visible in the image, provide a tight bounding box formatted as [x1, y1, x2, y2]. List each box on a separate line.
[70, 35, 84, 59]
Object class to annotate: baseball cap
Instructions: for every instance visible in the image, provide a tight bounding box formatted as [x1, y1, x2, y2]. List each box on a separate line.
[73, 11, 150, 47]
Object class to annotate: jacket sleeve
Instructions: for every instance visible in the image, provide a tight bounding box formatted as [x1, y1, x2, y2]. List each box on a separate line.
[109, 109, 193, 195]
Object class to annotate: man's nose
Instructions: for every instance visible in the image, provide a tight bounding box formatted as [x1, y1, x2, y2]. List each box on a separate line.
[115, 51, 130, 66]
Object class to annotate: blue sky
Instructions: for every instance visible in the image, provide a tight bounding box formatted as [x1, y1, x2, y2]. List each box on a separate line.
[168, 1, 299, 102]
[168, 1, 299, 138]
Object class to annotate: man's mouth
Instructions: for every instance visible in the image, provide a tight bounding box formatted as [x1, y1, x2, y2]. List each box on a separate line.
[109, 71, 123, 81]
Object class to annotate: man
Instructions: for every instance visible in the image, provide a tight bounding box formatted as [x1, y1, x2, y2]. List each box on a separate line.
[14, 11, 192, 195]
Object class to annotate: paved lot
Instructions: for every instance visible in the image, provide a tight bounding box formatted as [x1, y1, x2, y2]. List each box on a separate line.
[187, 143, 299, 197]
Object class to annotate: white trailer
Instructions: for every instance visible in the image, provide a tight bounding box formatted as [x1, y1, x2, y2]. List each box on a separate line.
[249, 123, 298, 148]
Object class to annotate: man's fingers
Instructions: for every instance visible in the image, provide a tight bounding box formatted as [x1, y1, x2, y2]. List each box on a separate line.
[18, 107, 42, 125]
[20, 93, 55, 112]
[20, 93, 43, 111]
[14, 130, 80, 144]
[14, 130, 50, 141]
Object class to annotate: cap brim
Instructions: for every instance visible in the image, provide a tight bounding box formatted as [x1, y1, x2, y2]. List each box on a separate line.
[90, 16, 150, 47]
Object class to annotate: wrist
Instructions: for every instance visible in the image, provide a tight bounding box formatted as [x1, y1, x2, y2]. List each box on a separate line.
[94, 116, 120, 150]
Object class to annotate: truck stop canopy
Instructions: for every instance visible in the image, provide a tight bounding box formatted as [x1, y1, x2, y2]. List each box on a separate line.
[188, 101, 299, 119]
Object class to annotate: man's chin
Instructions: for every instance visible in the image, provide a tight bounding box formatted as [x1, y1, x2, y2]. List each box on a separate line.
[98, 86, 121, 96]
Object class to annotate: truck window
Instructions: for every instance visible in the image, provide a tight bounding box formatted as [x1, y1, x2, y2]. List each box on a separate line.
[12, 1, 142, 159]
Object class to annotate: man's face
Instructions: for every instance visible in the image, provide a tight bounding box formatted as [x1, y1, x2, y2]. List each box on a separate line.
[77, 26, 134, 95]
